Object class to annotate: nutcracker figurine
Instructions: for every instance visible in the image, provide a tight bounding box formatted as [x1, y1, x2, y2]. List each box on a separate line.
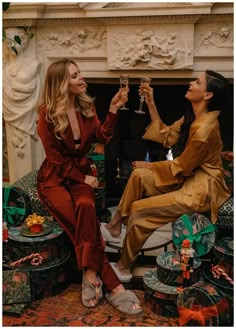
[177, 239, 195, 291]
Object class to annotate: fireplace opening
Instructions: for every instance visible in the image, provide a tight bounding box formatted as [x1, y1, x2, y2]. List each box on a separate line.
[87, 82, 233, 206]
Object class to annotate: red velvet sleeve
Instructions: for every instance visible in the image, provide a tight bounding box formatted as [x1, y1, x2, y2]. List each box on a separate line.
[93, 111, 118, 144]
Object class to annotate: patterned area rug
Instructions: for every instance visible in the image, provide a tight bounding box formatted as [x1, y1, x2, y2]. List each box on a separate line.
[3, 283, 179, 326]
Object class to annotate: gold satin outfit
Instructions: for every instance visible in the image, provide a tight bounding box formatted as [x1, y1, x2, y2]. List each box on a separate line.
[118, 111, 230, 268]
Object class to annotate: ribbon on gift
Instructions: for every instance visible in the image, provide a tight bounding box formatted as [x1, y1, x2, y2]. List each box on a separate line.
[3, 187, 26, 225]
[178, 297, 229, 326]
[173, 214, 216, 255]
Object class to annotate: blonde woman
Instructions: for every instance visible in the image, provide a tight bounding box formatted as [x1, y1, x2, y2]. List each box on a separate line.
[37, 59, 142, 314]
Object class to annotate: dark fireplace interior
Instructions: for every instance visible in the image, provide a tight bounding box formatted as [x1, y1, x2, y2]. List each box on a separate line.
[87, 82, 233, 206]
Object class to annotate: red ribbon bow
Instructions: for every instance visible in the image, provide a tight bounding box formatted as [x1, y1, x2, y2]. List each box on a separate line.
[178, 297, 229, 326]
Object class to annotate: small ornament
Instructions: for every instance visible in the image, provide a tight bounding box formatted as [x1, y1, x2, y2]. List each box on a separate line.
[10, 253, 44, 267]
[177, 239, 195, 291]
[25, 213, 45, 233]
[211, 264, 234, 285]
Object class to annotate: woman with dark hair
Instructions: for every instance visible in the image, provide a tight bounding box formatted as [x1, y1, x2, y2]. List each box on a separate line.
[102, 70, 231, 282]
[37, 58, 142, 314]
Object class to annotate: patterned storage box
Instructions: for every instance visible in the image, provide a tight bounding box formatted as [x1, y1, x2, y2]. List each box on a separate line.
[4, 221, 68, 265]
[3, 186, 32, 226]
[4, 251, 71, 301]
[156, 251, 202, 287]
[172, 213, 216, 257]
[143, 269, 180, 318]
[3, 270, 31, 317]
[213, 236, 233, 264]
[177, 280, 233, 326]
[3, 270, 31, 304]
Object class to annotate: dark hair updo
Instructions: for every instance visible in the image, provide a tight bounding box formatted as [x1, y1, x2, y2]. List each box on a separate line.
[206, 70, 229, 112]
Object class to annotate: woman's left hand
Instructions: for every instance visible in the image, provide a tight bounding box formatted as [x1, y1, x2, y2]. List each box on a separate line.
[109, 88, 129, 114]
[132, 161, 152, 170]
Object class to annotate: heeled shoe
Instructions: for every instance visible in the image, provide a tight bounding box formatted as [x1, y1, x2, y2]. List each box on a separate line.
[82, 275, 103, 308]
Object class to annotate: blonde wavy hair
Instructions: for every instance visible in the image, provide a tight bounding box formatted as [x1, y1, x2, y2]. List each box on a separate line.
[38, 58, 94, 139]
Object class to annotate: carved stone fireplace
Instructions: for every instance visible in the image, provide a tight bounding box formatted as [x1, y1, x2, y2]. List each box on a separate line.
[3, 2, 233, 192]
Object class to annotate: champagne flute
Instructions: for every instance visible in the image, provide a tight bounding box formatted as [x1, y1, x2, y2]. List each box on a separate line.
[119, 75, 129, 110]
[135, 77, 152, 114]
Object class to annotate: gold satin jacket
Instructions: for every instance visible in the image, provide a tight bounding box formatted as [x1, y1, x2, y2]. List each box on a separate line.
[143, 111, 230, 223]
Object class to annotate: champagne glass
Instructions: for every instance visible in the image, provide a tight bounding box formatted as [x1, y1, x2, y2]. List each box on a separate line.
[135, 77, 152, 114]
[119, 75, 129, 110]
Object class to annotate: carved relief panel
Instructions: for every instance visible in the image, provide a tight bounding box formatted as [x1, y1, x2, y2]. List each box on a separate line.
[107, 24, 194, 70]
[36, 26, 107, 59]
[194, 23, 233, 56]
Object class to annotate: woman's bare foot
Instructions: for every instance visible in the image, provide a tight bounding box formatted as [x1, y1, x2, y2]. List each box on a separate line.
[105, 211, 122, 237]
[83, 268, 101, 307]
[111, 284, 141, 311]
[115, 260, 132, 276]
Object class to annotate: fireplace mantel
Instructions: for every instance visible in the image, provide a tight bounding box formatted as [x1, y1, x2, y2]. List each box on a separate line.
[3, 2, 233, 184]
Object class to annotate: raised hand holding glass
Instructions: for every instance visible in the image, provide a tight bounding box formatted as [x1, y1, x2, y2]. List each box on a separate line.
[135, 77, 152, 114]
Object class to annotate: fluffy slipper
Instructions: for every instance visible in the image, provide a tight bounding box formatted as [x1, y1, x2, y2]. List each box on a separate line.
[105, 290, 142, 315]
[100, 223, 121, 244]
[110, 262, 133, 283]
[82, 275, 103, 308]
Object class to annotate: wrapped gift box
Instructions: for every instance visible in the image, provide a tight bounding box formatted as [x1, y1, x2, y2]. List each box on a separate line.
[3, 187, 31, 227]
[172, 213, 216, 257]
[3, 270, 31, 305]
[177, 280, 233, 326]
[4, 221, 68, 266]
[156, 251, 202, 287]
[4, 251, 71, 301]
[143, 269, 179, 318]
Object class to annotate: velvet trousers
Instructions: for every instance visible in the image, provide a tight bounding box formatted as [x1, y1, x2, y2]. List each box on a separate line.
[38, 181, 120, 292]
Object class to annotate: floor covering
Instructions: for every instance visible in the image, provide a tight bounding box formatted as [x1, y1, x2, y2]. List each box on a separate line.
[2, 282, 179, 327]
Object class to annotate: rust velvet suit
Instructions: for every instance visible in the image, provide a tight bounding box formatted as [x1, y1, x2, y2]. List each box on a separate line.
[37, 106, 120, 291]
[118, 111, 231, 268]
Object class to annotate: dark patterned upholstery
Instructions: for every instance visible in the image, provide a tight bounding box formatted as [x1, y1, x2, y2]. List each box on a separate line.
[13, 170, 51, 216]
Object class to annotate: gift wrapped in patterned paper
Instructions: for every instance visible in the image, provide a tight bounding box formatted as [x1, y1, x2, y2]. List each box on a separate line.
[143, 269, 180, 318]
[172, 213, 216, 257]
[3, 187, 31, 227]
[177, 280, 233, 326]
[3, 270, 31, 305]
[156, 251, 202, 287]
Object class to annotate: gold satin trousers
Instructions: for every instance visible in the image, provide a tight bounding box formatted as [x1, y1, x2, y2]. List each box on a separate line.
[117, 168, 211, 268]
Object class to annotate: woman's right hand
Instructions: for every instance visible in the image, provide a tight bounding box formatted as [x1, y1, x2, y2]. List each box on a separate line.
[109, 88, 129, 114]
[84, 175, 99, 189]
[139, 85, 154, 106]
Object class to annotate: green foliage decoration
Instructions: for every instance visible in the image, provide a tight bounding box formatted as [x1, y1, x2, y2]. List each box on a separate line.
[2, 2, 34, 55]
